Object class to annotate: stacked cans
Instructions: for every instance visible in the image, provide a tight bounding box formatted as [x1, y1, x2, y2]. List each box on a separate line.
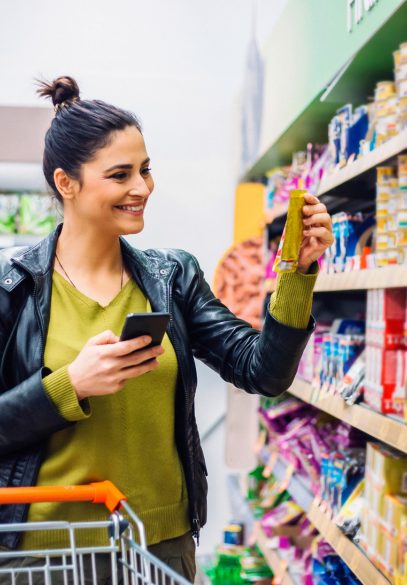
[375, 158, 407, 266]
[373, 42, 407, 147]
[394, 42, 407, 128]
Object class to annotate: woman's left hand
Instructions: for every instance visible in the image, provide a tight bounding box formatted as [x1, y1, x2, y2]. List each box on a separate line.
[297, 193, 334, 274]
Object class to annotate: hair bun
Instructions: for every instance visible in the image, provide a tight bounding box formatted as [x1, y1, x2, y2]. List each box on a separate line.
[37, 76, 80, 108]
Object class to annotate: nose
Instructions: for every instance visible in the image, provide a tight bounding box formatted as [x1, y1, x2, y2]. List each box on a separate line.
[129, 173, 152, 197]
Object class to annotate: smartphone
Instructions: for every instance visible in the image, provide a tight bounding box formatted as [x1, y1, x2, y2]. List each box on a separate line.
[120, 312, 171, 348]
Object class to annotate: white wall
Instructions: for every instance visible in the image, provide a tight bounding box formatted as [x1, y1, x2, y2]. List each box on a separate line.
[0, 0, 288, 556]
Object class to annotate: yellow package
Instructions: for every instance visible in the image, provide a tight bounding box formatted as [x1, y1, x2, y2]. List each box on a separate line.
[272, 189, 305, 273]
[385, 495, 407, 537]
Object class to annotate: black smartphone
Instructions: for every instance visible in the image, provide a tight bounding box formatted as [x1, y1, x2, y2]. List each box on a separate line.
[120, 312, 171, 348]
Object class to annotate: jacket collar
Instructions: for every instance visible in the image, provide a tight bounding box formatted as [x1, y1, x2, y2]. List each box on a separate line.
[0, 224, 178, 293]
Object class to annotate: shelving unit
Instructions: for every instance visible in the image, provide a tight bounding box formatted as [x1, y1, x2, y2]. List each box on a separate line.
[288, 378, 407, 454]
[255, 451, 392, 585]
[259, 447, 314, 513]
[308, 500, 391, 585]
[317, 128, 407, 198]
[254, 523, 300, 585]
[265, 265, 407, 295]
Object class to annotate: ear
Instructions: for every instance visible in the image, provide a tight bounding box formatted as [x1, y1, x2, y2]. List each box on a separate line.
[53, 168, 80, 201]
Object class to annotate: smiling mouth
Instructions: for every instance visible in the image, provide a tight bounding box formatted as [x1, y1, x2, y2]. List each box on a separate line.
[114, 204, 144, 215]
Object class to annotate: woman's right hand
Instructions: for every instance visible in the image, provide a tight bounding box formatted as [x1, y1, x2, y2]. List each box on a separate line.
[67, 330, 164, 400]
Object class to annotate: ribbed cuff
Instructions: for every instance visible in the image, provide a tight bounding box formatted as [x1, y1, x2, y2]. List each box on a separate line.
[42, 366, 91, 422]
[269, 263, 318, 329]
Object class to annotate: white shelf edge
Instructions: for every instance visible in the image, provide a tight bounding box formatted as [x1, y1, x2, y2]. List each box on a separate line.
[288, 378, 407, 454]
[266, 266, 407, 295]
[308, 500, 392, 585]
[318, 128, 407, 197]
[254, 524, 300, 585]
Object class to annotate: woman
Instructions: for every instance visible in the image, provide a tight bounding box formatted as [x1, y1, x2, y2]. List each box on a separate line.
[0, 76, 333, 582]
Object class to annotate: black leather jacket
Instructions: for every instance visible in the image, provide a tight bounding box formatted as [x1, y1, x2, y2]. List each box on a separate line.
[0, 225, 314, 549]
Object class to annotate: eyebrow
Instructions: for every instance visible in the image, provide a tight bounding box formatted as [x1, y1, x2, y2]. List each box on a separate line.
[104, 158, 151, 173]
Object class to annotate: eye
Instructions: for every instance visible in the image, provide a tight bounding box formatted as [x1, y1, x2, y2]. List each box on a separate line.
[110, 172, 128, 181]
[141, 167, 152, 177]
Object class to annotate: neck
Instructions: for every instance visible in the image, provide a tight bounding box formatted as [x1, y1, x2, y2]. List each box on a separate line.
[56, 223, 123, 274]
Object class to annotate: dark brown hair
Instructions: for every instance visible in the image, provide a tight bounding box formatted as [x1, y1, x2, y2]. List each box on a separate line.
[37, 76, 142, 203]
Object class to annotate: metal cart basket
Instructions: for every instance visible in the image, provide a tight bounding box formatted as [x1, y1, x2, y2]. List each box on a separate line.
[0, 480, 192, 585]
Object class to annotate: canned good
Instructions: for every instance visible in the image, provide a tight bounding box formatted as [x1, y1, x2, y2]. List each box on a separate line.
[377, 166, 397, 184]
[397, 230, 407, 247]
[376, 95, 399, 118]
[399, 97, 407, 114]
[376, 215, 388, 232]
[375, 81, 396, 101]
[376, 233, 390, 250]
[394, 50, 401, 69]
[386, 248, 400, 265]
[397, 79, 407, 98]
[400, 42, 407, 63]
[398, 189, 407, 209]
[375, 250, 388, 267]
[395, 64, 407, 83]
[398, 210, 407, 228]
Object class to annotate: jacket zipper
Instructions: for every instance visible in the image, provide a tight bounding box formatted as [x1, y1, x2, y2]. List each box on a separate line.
[167, 270, 201, 545]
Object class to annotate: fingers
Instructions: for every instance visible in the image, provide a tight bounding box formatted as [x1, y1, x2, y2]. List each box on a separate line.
[108, 335, 153, 357]
[303, 212, 331, 227]
[119, 359, 160, 382]
[87, 330, 120, 346]
[303, 226, 334, 244]
[302, 202, 327, 216]
[121, 345, 165, 369]
[303, 193, 320, 205]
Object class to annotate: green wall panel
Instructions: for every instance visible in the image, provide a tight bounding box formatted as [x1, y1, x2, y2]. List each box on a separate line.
[255, 0, 406, 174]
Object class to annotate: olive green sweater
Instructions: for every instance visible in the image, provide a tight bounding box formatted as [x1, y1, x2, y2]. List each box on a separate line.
[21, 267, 317, 550]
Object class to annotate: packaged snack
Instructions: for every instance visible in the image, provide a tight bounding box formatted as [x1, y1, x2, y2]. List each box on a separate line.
[375, 82, 396, 102]
[338, 350, 365, 405]
[272, 190, 305, 273]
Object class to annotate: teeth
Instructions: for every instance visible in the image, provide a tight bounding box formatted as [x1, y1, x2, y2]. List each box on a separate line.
[117, 205, 143, 212]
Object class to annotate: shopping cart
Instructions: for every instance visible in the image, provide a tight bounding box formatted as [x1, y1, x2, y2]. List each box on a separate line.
[0, 481, 193, 585]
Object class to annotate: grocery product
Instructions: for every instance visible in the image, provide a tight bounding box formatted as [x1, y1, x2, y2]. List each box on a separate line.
[272, 190, 305, 273]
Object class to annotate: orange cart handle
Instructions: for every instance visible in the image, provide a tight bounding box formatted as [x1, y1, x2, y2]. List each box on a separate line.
[0, 481, 126, 512]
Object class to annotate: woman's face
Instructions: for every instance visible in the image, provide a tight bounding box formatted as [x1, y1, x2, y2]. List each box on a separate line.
[66, 125, 154, 236]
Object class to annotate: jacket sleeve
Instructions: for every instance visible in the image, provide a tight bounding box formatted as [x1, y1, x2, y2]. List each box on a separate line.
[0, 290, 70, 456]
[183, 253, 315, 397]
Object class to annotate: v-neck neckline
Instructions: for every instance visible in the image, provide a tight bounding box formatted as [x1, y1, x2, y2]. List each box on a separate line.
[53, 269, 134, 310]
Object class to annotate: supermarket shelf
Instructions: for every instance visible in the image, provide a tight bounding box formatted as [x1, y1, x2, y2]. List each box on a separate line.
[271, 456, 314, 513]
[289, 378, 407, 454]
[0, 234, 42, 248]
[258, 447, 314, 513]
[308, 499, 391, 585]
[265, 265, 407, 295]
[315, 266, 407, 292]
[254, 524, 300, 585]
[318, 128, 407, 197]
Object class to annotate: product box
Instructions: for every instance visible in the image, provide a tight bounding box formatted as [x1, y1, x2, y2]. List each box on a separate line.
[366, 288, 406, 348]
[380, 529, 399, 577]
[364, 346, 405, 415]
[367, 442, 407, 495]
[384, 494, 407, 537]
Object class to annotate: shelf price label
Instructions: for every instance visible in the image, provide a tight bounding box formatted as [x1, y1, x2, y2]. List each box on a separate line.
[262, 451, 278, 478]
